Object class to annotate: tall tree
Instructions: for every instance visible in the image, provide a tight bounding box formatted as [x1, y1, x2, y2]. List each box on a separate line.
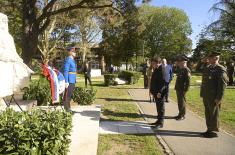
[139, 5, 192, 59]
[100, 0, 142, 68]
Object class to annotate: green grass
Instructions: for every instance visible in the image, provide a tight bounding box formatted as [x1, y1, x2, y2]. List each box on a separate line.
[76, 77, 144, 121]
[170, 74, 235, 135]
[97, 134, 163, 155]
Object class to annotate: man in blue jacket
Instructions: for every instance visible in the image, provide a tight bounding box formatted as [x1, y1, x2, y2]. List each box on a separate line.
[162, 59, 173, 102]
[63, 47, 77, 112]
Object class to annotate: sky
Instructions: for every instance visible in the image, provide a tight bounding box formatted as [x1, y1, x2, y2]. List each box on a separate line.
[140, 0, 220, 49]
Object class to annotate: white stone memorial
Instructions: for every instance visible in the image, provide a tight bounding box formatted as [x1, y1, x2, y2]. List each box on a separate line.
[0, 13, 33, 104]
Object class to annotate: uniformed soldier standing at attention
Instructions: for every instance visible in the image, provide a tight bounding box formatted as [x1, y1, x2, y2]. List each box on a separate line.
[200, 52, 228, 138]
[63, 47, 77, 112]
[175, 55, 191, 120]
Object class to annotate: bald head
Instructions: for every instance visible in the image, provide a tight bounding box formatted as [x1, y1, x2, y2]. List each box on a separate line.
[162, 59, 167, 65]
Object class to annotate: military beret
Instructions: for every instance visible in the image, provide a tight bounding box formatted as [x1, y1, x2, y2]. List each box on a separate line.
[208, 51, 221, 57]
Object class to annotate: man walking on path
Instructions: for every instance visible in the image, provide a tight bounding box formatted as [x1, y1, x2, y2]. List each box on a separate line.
[149, 57, 166, 129]
[200, 52, 228, 138]
[83, 61, 92, 88]
[175, 55, 191, 120]
[63, 47, 77, 112]
[162, 58, 173, 102]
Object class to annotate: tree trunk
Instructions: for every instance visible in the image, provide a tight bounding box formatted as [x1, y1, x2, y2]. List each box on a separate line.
[126, 59, 128, 70]
[22, 0, 39, 66]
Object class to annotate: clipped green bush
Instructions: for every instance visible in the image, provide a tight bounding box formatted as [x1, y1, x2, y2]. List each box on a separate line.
[104, 74, 118, 86]
[0, 108, 72, 155]
[23, 75, 52, 106]
[118, 71, 141, 84]
[72, 87, 96, 105]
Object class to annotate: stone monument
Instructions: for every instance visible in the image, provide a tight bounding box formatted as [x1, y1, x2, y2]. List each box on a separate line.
[0, 13, 33, 105]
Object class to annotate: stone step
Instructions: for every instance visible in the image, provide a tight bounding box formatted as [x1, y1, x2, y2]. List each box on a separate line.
[0, 99, 37, 112]
[68, 105, 101, 155]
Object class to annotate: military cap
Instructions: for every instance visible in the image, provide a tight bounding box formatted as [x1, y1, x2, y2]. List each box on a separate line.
[66, 46, 79, 52]
[177, 55, 189, 61]
[208, 51, 221, 57]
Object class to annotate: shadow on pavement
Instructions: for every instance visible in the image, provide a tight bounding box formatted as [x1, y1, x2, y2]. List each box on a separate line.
[155, 129, 202, 137]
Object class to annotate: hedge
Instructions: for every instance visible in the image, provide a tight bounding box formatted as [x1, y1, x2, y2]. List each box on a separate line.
[23, 75, 52, 106]
[104, 74, 118, 86]
[72, 87, 96, 105]
[118, 71, 141, 84]
[0, 108, 72, 155]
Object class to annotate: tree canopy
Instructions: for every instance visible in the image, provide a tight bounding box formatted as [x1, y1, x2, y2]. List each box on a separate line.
[139, 5, 192, 60]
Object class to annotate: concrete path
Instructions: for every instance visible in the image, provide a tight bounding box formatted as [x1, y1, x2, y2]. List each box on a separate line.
[69, 105, 101, 155]
[99, 121, 154, 134]
[129, 89, 235, 155]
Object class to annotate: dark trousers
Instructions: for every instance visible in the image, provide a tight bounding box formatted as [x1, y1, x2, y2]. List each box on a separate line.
[85, 75, 92, 87]
[165, 82, 170, 101]
[154, 92, 166, 125]
[176, 90, 186, 117]
[203, 97, 220, 132]
[144, 75, 148, 88]
[63, 83, 75, 111]
[228, 73, 234, 85]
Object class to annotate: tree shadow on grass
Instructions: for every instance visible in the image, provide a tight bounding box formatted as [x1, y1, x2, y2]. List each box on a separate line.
[102, 109, 143, 120]
[101, 109, 176, 121]
[92, 83, 106, 87]
[98, 97, 149, 103]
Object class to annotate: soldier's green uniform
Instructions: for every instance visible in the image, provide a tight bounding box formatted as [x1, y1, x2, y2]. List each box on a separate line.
[200, 64, 228, 132]
[175, 66, 191, 118]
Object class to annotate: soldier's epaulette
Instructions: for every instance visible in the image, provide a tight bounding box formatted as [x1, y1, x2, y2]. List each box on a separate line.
[215, 64, 226, 72]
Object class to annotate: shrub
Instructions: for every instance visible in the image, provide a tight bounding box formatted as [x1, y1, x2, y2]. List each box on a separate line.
[23, 75, 52, 106]
[72, 87, 96, 105]
[0, 108, 72, 155]
[118, 71, 141, 84]
[104, 74, 118, 86]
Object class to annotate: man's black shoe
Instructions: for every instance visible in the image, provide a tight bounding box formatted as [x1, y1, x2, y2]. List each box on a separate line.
[175, 116, 185, 121]
[201, 131, 218, 138]
[165, 100, 169, 103]
[149, 121, 159, 126]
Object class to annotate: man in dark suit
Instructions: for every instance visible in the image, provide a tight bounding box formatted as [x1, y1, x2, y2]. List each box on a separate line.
[149, 57, 166, 129]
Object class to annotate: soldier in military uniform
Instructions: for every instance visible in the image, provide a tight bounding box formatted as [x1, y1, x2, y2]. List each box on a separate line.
[63, 47, 77, 112]
[200, 52, 228, 138]
[175, 55, 191, 120]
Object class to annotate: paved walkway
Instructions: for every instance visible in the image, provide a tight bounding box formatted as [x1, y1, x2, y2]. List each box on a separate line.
[99, 121, 154, 134]
[129, 89, 235, 155]
[69, 106, 101, 155]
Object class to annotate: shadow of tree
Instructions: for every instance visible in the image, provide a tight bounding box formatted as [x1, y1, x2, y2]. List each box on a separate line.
[155, 129, 202, 137]
[102, 109, 142, 119]
[98, 97, 149, 103]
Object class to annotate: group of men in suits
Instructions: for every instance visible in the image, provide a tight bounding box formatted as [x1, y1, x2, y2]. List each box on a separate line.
[149, 52, 228, 138]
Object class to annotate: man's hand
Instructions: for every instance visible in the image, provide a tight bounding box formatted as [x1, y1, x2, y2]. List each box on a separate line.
[157, 93, 161, 98]
[65, 83, 69, 88]
[215, 99, 221, 106]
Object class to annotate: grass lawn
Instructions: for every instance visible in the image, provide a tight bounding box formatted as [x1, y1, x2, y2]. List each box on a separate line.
[76, 77, 145, 121]
[78, 77, 164, 155]
[97, 134, 163, 155]
[170, 74, 235, 135]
